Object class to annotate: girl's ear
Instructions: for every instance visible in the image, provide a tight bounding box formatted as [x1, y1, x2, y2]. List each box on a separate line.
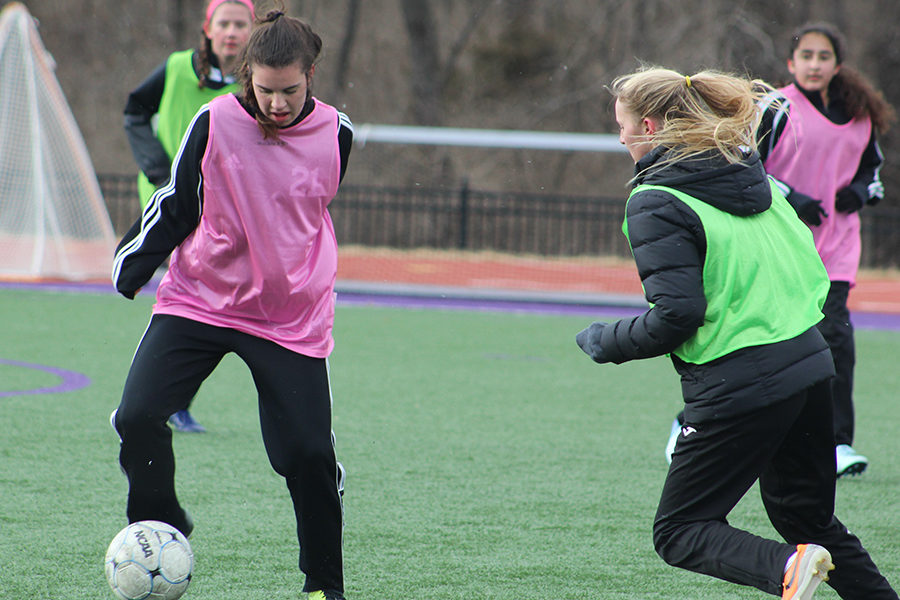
[642, 117, 659, 136]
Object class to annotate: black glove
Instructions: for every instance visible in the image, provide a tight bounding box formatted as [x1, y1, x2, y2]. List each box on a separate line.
[575, 322, 610, 364]
[788, 190, 827, 226]
[835, 186, 864, 214]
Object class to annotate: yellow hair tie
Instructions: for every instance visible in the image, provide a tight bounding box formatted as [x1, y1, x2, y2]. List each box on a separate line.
[685, 75, 692, 88]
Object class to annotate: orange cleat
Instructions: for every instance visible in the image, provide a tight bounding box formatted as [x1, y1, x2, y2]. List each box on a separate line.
[783, 544, 835, 600]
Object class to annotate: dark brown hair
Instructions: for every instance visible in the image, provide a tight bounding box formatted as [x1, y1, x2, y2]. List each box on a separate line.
[239, 9, 323, 139]
[790, 22, 895, 133]
[196, 35, 214, 89]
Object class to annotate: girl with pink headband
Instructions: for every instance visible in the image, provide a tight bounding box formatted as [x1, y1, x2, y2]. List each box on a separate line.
[122, 0, 256, 432]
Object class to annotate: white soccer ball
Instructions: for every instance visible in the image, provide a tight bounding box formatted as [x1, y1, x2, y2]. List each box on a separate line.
[105, 520, 194, 600]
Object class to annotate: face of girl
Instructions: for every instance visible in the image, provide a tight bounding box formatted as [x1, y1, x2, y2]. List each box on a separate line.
[614, 98, 656, 163]
[788, 32, 840, 95]
[251, 62, 312, 126]
[204, 3, 253, 67]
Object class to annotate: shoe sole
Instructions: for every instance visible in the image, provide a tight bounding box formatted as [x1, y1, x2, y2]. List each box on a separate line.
[793, 558, 834, 600]
[837, 461, 867, 478]
[784, 546, 834, 600]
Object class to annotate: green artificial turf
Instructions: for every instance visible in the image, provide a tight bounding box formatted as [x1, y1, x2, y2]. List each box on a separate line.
[1, 287, 897, 598]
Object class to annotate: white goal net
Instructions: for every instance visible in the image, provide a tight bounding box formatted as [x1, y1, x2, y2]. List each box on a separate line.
[0, 2, 115, 281]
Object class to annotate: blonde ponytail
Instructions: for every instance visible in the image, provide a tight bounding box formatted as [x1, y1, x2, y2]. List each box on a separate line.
[610, 67, 772, 165]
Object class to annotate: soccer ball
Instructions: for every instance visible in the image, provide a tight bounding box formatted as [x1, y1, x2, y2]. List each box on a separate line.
[104, 520, 194, 600]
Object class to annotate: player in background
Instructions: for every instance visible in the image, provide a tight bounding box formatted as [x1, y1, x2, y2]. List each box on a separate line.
[111, 9, 352, 599]
[577, 66, 897, 598]
[122, 0, 255, 433]
[755, 22, 895, 477]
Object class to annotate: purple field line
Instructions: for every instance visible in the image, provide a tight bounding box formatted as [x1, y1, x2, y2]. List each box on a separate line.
[4, 279, 900, 331]
[0, 358, 91, 397]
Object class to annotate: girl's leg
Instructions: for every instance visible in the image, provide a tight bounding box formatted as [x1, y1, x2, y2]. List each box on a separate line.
[761, 381, 898, 598]
[816, 281, 855, 445]
[113, 315, 226, 535]
[653, 398, 805, 595]
[237, 337, 343, 596]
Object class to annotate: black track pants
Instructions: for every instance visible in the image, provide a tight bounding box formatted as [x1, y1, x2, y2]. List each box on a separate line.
[655, 380, 897, 597]
[817, 281, 856, 446]
[112, 314, 344, 595]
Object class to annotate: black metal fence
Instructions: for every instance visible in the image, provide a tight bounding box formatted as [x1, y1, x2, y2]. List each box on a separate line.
[98, 174, 900, 269]
[330, 181, 632, 258]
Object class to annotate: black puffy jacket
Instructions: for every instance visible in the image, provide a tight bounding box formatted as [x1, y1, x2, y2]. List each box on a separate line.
[595, 146, 834, 422]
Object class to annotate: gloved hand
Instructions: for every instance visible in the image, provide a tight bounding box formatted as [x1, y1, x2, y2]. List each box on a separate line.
[835, 186, 864, 214]
[575, 321, 610, 364]
[788, 190, 827, 226]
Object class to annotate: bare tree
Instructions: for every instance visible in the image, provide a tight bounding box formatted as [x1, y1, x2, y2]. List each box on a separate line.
[330, 0, 361, 103]
[399, 0, 443, 125]
[399, 0, 497, 126]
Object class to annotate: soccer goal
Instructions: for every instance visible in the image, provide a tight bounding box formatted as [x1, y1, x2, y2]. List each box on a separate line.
[0, 3, 116, 281]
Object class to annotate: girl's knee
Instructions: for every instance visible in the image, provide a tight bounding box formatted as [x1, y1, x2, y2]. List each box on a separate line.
[269, 439, 334, 478]
[114, 402, 169, 437]
[653, 518, 690, 567]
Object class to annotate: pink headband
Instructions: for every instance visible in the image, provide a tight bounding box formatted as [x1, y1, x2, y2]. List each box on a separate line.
[205, 0, 255, 26]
